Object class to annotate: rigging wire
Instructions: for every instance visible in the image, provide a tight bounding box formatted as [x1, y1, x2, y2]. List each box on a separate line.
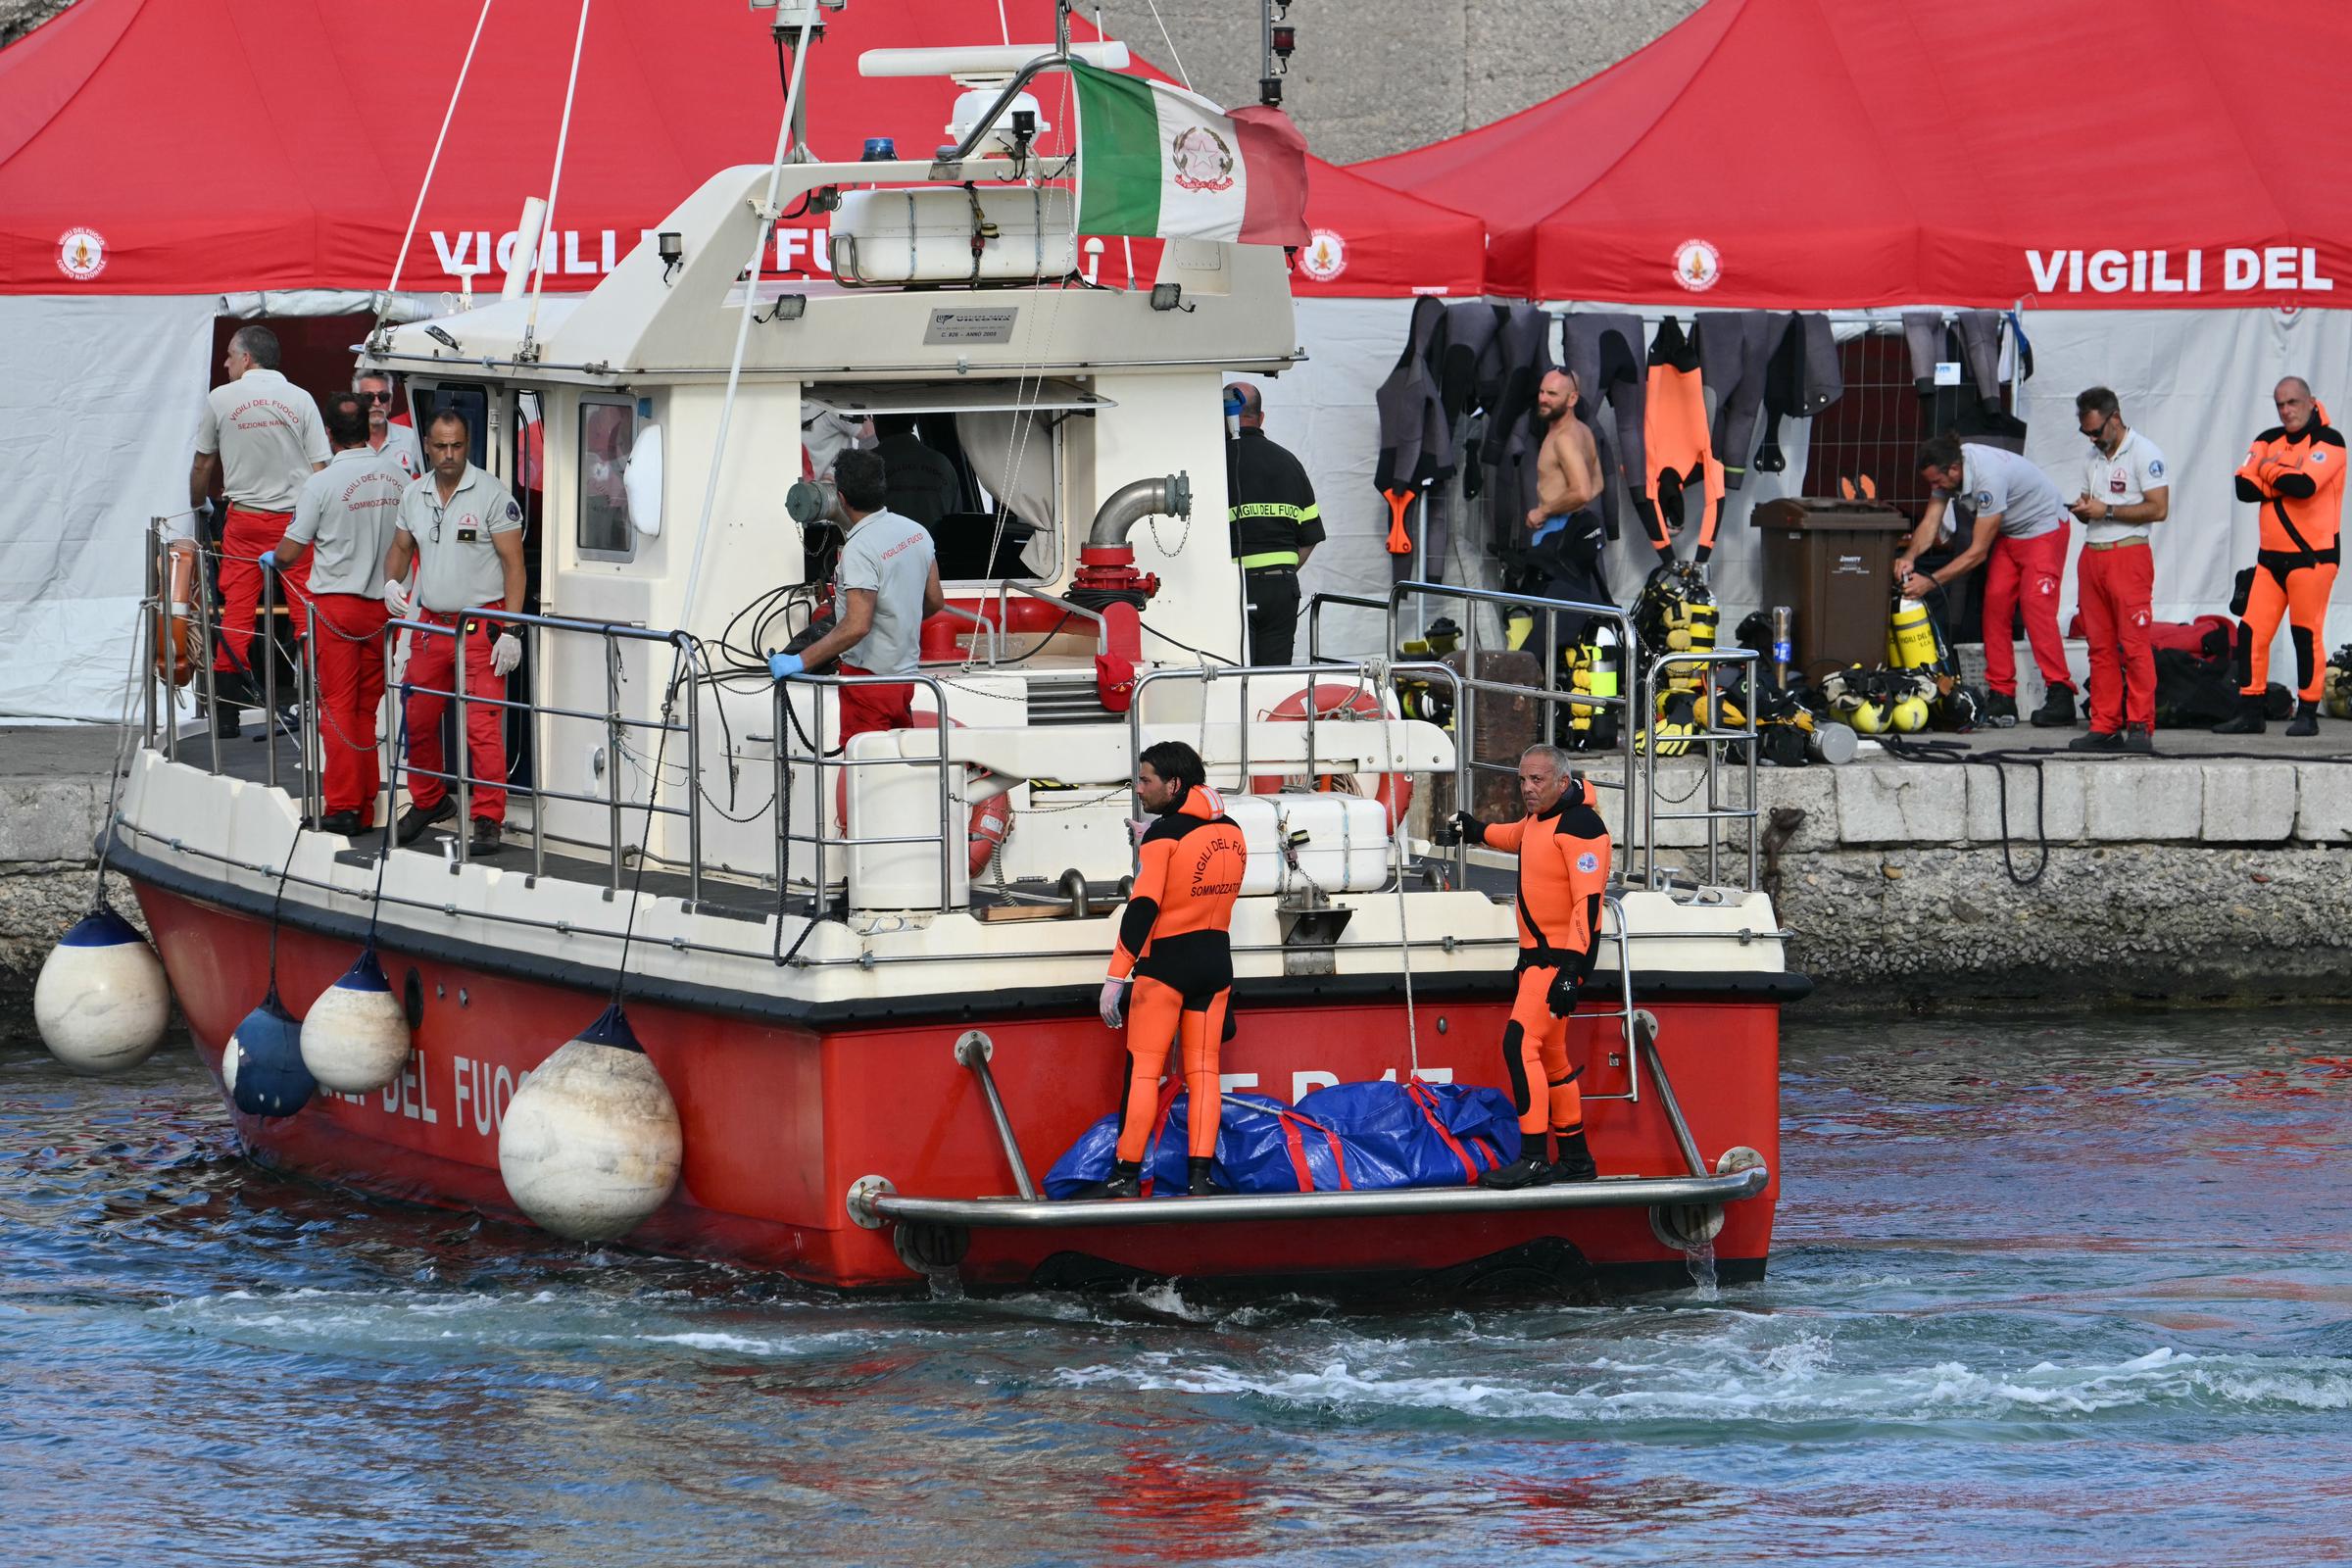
[377, 0, 497, 329]
[521, 0, 595, 356]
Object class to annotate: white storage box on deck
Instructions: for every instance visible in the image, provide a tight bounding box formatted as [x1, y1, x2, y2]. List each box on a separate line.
[830, 186, 1077, 284]
[1224, 793, 1394, 898]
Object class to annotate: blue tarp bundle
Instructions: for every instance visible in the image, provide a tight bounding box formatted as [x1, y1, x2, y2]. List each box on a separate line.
[1043, 1078, 1523, 1200]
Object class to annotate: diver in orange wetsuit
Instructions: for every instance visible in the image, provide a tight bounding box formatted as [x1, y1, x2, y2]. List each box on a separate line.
[2214, 378, 2345, 736]
[1084, 740, 1248, 1200]
[1446, 743, 1610, 1188]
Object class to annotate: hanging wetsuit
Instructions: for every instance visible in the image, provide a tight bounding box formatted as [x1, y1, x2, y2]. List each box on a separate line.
[1106, 784, 1249, 1167]
[1374, 296, 1451, 584]
[1754, 313, 1840, 475]
[1694, 311, 1786, 491]
[1902, 311, 2026, 449]
[1483, 305, 1557, 556]
[1640, 317, 1727, 564]
[1560, 312, 1647, 541]
[2231, 403, 2346, 713]
[1454, 776, 1609, 1186]
[1428, 301, 1502, 584]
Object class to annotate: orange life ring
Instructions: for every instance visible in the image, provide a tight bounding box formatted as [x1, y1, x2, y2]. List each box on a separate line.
[1250, 682, 1414, 832]
[155, 546, 197, 688]
[831, 711, 1011, 877]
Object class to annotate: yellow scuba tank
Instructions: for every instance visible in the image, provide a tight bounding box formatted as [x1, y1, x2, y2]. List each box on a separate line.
[1571, 626, 1621, 735]
[1888, 599, 1939, 670]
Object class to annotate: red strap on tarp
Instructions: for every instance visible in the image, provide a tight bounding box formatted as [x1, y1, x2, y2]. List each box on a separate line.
[1272, 1106, 1353, 1192]
[1406, 1079, 1486, 1184]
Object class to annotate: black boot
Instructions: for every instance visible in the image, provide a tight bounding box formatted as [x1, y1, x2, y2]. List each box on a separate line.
[1071, 1159, 1143, 1200]
[2287, 699, 2320, 738]
[2211, 694, 2267, 735]
[1184, 1156, 1220, 1197]
[1550, 1130, 1598, 1183]
[1481, 1133, 1556, 1190]
[1983, 691, 2018, 726]
[2029, 684, 2077, 728]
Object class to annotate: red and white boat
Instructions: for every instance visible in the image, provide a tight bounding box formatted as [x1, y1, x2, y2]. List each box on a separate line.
[103, 16, 1800, 1297]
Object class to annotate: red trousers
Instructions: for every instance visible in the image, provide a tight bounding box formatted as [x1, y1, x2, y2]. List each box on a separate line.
[1503, 963, 1583, 1139]
[402, 606, 507, 821]
[1981, 522, 2073, 697]
[216, 507, 310, 675]
[836, 662, 914, 742]
[310, 595, 390, 818]
[2078, 541, 2156, 732]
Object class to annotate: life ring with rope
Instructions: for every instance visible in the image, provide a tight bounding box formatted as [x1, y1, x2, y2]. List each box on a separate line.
[831, 711, 1011, 878]
[1248, 682, 1414, 832]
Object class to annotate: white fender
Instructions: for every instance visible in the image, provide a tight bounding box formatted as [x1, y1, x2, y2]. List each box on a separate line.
[34, 906, 171, 1075]
[498, 1004, 683, 1243]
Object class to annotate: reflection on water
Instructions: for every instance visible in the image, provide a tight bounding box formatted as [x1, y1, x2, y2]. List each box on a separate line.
[4, 1008, 2351, 1565]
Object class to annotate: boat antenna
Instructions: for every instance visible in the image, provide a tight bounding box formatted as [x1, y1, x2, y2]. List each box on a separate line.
[371, 0, 498, 351]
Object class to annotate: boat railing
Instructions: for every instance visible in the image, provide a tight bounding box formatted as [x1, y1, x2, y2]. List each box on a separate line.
[769, 669, 961, 913]
[137, 525, 712, 901]
[384, 607, 701, 893]
[1304, 580, 1763, 896]
[1636, 647, 1760, 893]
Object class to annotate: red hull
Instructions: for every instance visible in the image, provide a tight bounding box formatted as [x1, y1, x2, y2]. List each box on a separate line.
[136, 882, 1782, 1293]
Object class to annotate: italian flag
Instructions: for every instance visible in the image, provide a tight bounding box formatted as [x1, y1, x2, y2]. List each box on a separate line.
[1070, 62, 1309, 246]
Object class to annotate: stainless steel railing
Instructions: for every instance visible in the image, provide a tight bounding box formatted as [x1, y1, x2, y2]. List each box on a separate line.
[385, 608, 700, 895]
[1634, 647, 1760, 892]
[770, 669, 960, 913]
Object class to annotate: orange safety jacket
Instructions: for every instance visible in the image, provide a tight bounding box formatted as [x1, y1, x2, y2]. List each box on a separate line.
[1108, 784, 1248, 996]
[1469, 777, 1611, 971]
[2236, 401, 2346, 558]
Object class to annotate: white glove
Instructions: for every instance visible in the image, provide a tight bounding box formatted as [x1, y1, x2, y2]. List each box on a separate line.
[383, 578, 413, 618]
[491, 631, 522, 677]
[1099, 977, 1126, 1030]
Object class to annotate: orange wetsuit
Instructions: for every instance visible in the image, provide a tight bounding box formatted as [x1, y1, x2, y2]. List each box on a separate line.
[1463, 778, 1611, 1143]
[2234, 403, 2345, 703]
[1638, 317, 1726, 565]
[1106, 784, 1249, 1162]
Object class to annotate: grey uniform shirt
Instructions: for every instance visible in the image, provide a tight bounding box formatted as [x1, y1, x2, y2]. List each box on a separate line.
[194, 368, 329, 514]
[396, 465, 522, 612]
[1936, 443, 2069, 541]
[375, 422, 423, 481]
[283, 448, 410, 598]
[833, 508, 935, 675]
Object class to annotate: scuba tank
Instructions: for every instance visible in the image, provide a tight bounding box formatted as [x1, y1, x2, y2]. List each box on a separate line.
[1888, 599, 1939, 670]
[1568, 625, 1621, 749]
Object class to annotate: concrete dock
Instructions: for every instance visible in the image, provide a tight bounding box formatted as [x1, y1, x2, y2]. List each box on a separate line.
[7, 717, 2351, 1010]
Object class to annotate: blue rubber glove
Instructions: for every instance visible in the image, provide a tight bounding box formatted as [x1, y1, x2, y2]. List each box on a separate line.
[767, 651, 806, 680]
[257, 552, 279, 576]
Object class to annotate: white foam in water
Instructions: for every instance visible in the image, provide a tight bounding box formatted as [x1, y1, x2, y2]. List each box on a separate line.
[1055, 1333, 2352, 1425]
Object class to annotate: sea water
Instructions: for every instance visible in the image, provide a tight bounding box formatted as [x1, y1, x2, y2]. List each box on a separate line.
[5, 1008, 2351, 1566]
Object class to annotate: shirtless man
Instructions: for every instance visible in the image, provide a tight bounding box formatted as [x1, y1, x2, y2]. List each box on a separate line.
[1524, 370, 1612, 639]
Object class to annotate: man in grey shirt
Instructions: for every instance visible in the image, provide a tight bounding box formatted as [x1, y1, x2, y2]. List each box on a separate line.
[384, 411, 527, 854]
[769, 447, 944, 740]
[1896, 434, 2080, 727]
[270, 392, 409, 833]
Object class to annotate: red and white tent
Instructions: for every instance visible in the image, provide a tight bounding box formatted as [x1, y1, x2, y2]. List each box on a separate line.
[0, 0, 1480, 717]
[1359, 0, 2350, 311]
[1358, 0, 2352, 634]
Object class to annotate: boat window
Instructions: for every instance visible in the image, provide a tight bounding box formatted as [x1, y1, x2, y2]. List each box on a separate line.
[410, 381, 489, 469]
[577, 399, 635, 561]
[803, 381, 1091, 582]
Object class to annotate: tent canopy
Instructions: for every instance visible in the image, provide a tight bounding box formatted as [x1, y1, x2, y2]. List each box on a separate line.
[0, 0, 1482, 298]
[1357, 0, 2352, 308]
